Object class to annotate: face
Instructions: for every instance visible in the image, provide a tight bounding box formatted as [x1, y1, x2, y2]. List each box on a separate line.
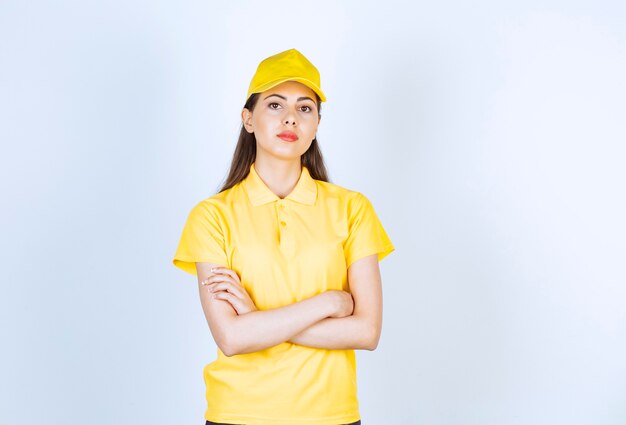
[242, 80, 321, 162]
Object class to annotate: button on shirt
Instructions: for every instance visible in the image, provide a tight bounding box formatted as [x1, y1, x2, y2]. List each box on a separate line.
[173, 162, 395, 425]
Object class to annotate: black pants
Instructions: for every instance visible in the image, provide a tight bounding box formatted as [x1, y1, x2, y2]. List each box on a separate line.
[206, 421, 361, 425]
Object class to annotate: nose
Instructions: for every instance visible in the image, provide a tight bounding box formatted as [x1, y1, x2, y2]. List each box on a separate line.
[283, 109, 297, 126]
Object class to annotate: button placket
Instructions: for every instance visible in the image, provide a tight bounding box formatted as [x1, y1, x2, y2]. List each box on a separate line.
[276, 200, 295, 258]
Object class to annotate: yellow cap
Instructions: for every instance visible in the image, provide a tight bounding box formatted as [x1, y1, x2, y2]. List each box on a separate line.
[246, 48, 326, 102]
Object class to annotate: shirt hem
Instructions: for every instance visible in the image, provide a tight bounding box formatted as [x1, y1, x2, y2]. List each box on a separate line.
[205, 412, 361, 425]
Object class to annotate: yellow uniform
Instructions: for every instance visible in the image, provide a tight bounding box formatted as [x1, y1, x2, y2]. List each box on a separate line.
[173, 162, 395, 425]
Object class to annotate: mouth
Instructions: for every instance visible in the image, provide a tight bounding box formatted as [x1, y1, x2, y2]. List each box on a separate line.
[277, 131, 298, 142]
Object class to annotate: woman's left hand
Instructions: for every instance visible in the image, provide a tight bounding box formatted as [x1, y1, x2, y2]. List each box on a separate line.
[202, 267, 258, 315]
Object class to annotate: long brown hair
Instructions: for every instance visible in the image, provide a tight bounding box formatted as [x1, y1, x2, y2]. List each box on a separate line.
[217, 92, 330, 193]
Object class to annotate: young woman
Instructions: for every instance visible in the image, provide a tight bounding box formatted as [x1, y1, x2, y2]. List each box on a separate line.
[173, 48, 395, 425]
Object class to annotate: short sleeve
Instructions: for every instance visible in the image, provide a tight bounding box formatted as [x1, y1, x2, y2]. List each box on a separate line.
[343, 192, 395, 268]
[172, 201, 229, 276]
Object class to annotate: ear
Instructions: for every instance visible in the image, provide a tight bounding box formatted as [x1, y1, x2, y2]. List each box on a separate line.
[241, 108, 254, 134]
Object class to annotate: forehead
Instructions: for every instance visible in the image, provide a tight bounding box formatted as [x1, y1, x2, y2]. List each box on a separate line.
[262, 80, 316, 101]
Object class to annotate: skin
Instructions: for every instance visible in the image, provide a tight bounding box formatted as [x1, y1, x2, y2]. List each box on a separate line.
[195, 80, 384, 356]
[241, 80, 321, 198]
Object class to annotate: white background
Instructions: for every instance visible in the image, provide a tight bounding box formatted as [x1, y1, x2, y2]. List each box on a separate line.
[1, 1, 625, 424]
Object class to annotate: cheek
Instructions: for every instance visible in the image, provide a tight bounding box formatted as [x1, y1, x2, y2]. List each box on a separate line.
[299, 113, 316, 125]
[304, 121, 319, 137]
[252, 117, 273, 134]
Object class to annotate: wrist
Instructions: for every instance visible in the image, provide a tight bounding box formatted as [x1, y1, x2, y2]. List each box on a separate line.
[320, 291, 339, 318]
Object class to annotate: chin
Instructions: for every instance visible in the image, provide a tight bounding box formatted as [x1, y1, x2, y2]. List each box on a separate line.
[268, 146, 308, 158]
[272, 152, 306, 161]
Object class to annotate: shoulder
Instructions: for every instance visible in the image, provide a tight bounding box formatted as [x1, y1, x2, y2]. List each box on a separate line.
[189, 183, 242, 219]
[315, 179, 371, 210]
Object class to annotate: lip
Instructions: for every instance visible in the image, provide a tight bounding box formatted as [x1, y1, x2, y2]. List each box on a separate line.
[277, 131, 298, 142]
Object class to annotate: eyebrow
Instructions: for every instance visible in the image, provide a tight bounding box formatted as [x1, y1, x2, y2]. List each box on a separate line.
[263, 93, 315, 103]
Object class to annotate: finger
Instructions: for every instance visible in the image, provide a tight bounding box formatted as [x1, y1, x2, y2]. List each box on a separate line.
[212, 290, 241, 307]
[200, 266, 226, 284]
[221, 269, 242, 285]
[210, 282, 244, 298]
[201, 274, 228, 285]
[212, 267, 242, 285]
[203, 274, 235, 286]
[210, 291, 241, 314]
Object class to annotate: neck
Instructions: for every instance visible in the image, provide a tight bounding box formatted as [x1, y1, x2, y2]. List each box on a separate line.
[253, 158, 302, 199]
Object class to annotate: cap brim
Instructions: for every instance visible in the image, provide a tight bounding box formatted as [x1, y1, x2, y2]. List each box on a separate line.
[248, 77, 326, 102]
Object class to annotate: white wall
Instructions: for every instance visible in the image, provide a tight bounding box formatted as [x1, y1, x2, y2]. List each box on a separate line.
[1, 1, 624, 424]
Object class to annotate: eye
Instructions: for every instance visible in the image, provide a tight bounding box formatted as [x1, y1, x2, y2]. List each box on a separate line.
[268, 102, 281, 109]
[300, 105, 313, 113]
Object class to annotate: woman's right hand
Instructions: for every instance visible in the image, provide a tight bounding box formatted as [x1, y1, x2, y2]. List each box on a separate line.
[325, 290, 354, 318]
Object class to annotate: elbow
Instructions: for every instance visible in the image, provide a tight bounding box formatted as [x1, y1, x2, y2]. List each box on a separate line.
[220, 343, 237, 357]
[214, 316, 259, 357]
[222, 349, 238, 357]
[364, 325, 381, 351]
[216, 333, 240, 357]
[216, 339, 234, 357]
[220, 342, 242, 357]
[218, 329, 254, 357]
[213, 316, 248, 357]
[365, 337, 379, 351]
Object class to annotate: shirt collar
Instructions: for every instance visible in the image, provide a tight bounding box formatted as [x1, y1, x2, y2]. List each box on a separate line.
[243, 162, 317, 206]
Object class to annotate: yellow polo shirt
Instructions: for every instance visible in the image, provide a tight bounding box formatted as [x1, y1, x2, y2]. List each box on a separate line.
[173, 162, 394, 425]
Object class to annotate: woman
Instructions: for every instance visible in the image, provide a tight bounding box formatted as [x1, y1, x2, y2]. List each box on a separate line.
[173, 48, 395, 425]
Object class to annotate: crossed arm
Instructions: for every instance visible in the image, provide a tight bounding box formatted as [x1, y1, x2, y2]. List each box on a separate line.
[194, 254, 383, 356]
